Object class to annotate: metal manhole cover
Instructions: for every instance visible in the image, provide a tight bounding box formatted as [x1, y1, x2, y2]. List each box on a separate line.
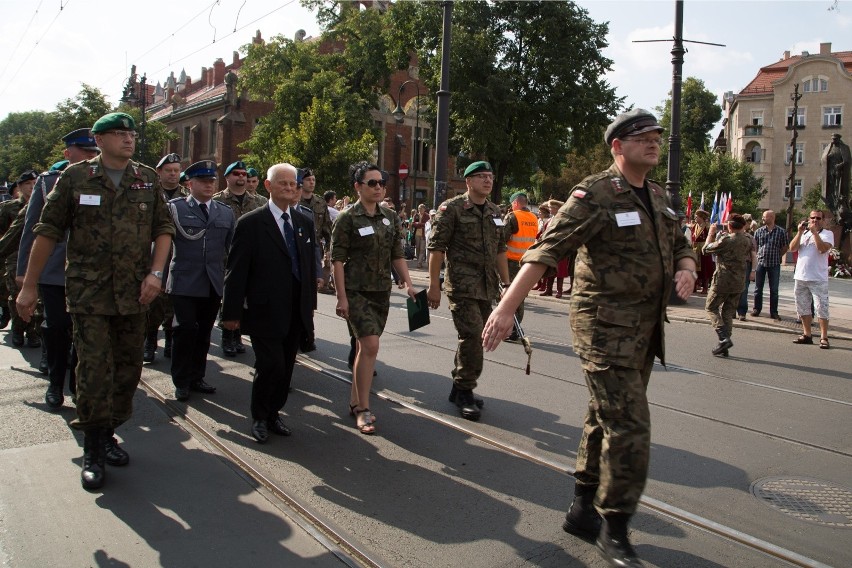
[751, 477, 852, 527]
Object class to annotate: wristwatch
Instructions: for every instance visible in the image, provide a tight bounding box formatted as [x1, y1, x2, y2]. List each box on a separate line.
[150, 270, 163, 279]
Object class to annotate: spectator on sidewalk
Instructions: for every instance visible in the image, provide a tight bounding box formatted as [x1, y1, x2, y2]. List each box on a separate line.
[752, 210, 788, 321]
[736, 214, 758, 321]
[789, 209, 834, 349]
[690, 209, 713, 294]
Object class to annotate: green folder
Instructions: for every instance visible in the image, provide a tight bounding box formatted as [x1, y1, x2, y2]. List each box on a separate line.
[406, 289, 431, 332]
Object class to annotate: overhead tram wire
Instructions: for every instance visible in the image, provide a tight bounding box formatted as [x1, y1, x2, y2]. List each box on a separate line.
[0, 0, 72, 100]
[0, 0, 45, 84]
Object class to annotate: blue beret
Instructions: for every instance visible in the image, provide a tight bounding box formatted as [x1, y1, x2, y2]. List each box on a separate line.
[224, 161, 247, 176]
[185, 160, 218, 179]
[62, 128, 99, 152]
[463, 161, 492, 178]
[156, 153, 182, 169]
[91, 112, 136, 134]
[604, 108, 663, 145]
[16, 170, 38, 183]
[247, 167, 259, 178]
[510, 191, 528, 202]
[50, 160, 70, 172]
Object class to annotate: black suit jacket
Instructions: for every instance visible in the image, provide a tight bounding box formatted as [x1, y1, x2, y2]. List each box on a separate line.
[222, 204, 316, 338]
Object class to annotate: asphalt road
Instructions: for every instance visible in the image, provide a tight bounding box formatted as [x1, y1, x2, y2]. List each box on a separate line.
[1, 281, 849, 567]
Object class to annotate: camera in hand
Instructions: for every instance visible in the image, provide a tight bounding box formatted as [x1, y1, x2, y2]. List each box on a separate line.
[800, 220, 809, 230]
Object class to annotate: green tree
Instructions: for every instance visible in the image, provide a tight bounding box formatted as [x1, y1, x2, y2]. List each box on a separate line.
[681, 150, 766, 219]
[534, 139, 613, 202]
[0, 111, 55, 181]
[657, 77, 722, 155]
[385, 0, 622, 200]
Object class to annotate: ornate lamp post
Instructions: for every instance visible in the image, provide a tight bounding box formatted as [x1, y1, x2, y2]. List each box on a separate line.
[433, 0, 453, 210]
[785, 83, 802, 237]
[392, 79, 421, 204]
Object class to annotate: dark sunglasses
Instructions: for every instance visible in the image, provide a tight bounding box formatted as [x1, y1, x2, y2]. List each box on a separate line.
[809, 216, 823, 220]
[362, 179, 386, 187]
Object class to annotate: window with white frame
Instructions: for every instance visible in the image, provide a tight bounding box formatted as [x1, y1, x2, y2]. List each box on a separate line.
[751, 110, 764, 126]
[784, 178, 803, 201]
[785, 143, 805, 165]
[412, 126, 431, 174]
[802, 76, 828, 93]
[823, 106, 842, 126]
[786, 107, 806, 127]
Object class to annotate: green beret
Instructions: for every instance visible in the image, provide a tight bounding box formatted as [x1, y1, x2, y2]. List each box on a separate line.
[92, 112, 136, 134]
[50, 160, 70, 172]
[509, 191, 527, 203]
[247, 167, 259, 177]
[463, 161, 492, 178]
[604, 108, 663, 145]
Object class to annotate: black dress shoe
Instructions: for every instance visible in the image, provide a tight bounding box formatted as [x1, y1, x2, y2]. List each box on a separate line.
[189, 380, 216, 394]
[45, 387, 63, 410]
[251, 420, 268, 443]
[222, 330, 237, 357]
[175, 387, 190, 401]
[268, 417, 292, 436]
[234, 332, 246, 354]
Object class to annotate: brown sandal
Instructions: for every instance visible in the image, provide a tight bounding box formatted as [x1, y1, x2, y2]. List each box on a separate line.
[819, 338, 830, 349]
[792, 335, 813, 345]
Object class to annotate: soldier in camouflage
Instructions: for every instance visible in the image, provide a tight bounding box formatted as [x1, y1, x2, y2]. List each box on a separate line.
[427, 160, 510, 422]
[332, 163, 415, 434]
[143, 153, 189, 363]
[482, 109, 697, 568]
[0, 170, 40, 348]
[703, 214, 753, 356]
[17, 112, 174, 491]
[213, 160, 264, 356]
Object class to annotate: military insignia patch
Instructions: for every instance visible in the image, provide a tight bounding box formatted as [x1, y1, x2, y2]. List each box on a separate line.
[139, 203, 148, 211]
[573, 189, 587, 199]
[132, 166, 140, 177]
[440, 205, 447, 211]
[610, 177, 623, 191]
[463, 201, 472, 209]
[88, 165, 99, 177]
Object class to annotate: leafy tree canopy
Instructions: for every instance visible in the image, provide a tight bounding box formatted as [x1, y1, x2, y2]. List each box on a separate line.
[682, 150, 766, 219]
[657, 77, 722, 156]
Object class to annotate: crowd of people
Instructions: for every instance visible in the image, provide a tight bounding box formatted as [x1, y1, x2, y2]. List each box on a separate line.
[2, 107, 839, 568]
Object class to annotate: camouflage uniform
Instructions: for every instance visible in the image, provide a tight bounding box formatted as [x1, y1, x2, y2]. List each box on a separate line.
[212, 188, 265, 220]
[703, 231, 752, 339]
[300, 192, 332, 248]
[331, 201, 404, 337]
[522, 163, 695, 514]
[145, 185, 189, 343]
[34, 156, 174, 430]
[0, 199, 40, 341]
[428, 192, 506, 390]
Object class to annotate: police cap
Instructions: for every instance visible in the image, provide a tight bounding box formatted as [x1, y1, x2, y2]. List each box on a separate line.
[50, 160, 70, 172]
[156, 153, 182, 169]
[62, 128, 99, 152]
[16, 170, 38, 184]
[91, 112, 137, 134]
[604, 108, 663, 145]
[463, 161, 492, 178]
[224, 161, 247, 176]
[185, 160, 218, 179]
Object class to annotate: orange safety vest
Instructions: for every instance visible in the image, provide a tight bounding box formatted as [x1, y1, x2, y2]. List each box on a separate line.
[506, 209, 538, 261]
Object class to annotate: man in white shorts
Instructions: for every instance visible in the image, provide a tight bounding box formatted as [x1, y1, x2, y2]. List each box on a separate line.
[789, 209, 834, 349]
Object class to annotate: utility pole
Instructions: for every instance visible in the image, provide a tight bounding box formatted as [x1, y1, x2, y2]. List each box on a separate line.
[785, 83, 802, 237]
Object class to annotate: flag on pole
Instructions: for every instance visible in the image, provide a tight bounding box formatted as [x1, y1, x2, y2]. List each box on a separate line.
[699, 192, 705, 212]
[709, 192, 719, 224]
[686, 190, 693, 219]
[724, 192, 733, 223]
[719, 193, 728, 224]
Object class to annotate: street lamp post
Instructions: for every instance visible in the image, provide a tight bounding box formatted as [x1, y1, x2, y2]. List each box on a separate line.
[393, 79, 421, 205]
[785, 83, 802, 237]
[433, 1, 453, 210]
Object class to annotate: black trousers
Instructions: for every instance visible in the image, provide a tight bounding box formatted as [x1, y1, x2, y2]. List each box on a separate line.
[39, 283, 76, 391]
[250, 285, 303, 422]
[170, 293, 221, 389]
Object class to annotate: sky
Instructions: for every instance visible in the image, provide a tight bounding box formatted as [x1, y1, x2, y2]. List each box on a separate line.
[0, 0, 849, 134]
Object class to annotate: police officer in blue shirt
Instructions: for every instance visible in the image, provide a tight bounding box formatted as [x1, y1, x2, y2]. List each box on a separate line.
[167, 160, 236, 402]
[17, 129, 101, 409]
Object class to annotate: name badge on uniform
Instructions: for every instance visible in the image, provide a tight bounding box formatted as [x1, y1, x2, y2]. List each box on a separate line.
[359, 226, 375, 237]
[493, 218, 505, 227]
[615, 211, 641, 227]
[80, 194, 101, 206]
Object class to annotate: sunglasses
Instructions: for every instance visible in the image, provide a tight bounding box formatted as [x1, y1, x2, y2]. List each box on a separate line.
[362, 179, 387, 187]
[809, 216, 823, 220]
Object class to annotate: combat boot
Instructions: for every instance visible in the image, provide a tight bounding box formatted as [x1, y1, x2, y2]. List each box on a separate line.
[597, 514, 643, 568]
[103, 428, 129, 466]
[0, 306, 9, 329]
[234, 330, 246, 354]
[163, 330, 173, 358]
[451, 387, 482, 421]
[562, 484, 601, 540]
[222, 329, 237, 357]
[711, 330, 733, 356]
[142, 330, 158, 363]
[448, 385, 484, 408]
[81, 429, 106, 490]
[38, 344, 49, 374]
[11, 328, 24, 347]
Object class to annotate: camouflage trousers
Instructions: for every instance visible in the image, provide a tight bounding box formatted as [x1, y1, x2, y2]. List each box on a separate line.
[447, 295, 492, 390]
[6, 274, 41, 337]
[574, 348, 655, 515]
[705, 289, 740, 338]
[507, 260, 525, 324]
[145, 291, 174, 334]
[70, 313, 146, 431]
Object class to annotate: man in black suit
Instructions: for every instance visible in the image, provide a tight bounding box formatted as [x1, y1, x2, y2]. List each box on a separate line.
[222, 163, 317, 443]
[167, 161, 236, 402]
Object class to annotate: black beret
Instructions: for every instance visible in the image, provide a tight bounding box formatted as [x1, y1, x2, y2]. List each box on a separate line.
[301, 168, 315, 180]
[16, 170, 38, 183]
[156, 153, 182, 169]
[604, 108, 664, 145]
